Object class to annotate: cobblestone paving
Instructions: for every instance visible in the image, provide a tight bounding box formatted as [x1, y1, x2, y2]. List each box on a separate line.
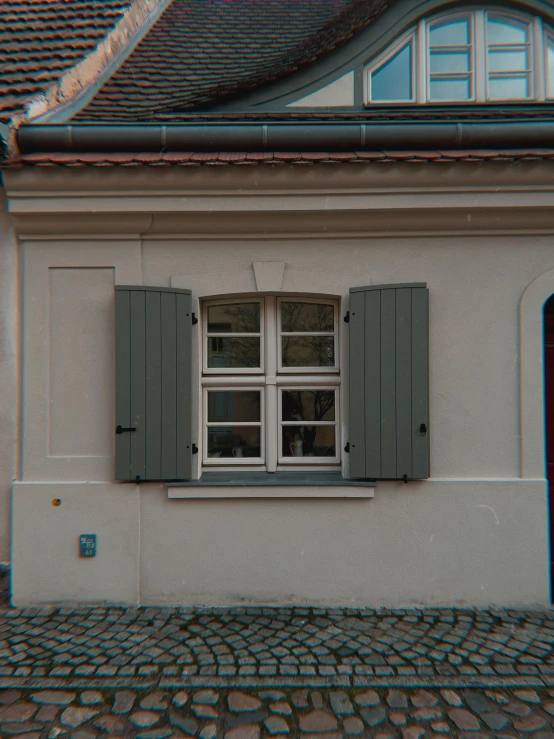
[3, 685, 554, 738]
[2, 607, 554, 689]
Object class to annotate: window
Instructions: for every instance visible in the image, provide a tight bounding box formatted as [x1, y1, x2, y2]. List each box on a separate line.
[114, 284, 430, 484]
[366, 8, 554, 104]
[202, 297, 340, 470]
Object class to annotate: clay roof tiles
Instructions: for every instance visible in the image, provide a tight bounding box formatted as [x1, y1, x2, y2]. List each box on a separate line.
[75, 0, 391, 121]
[0, 0, 132, 122]
[5, 149, 554, 168]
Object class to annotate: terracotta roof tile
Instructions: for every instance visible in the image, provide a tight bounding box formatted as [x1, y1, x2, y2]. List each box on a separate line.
[5, 149, 554, 168]
[0, 0, 133, 122]
[75, 0, 393, 121]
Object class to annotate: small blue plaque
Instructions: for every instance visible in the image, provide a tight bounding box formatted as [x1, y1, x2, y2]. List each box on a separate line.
[79, 534, 96, 557]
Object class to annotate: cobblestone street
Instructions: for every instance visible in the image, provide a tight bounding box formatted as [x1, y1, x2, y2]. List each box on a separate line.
[2, 599, 554, 736]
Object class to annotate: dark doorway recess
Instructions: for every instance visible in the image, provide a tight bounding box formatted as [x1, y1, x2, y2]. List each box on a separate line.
[544, 294, 554, 598]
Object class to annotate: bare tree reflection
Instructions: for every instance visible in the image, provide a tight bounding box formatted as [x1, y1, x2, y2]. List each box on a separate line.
[283, 390, 335, 456]
[281, 302, 334, 367]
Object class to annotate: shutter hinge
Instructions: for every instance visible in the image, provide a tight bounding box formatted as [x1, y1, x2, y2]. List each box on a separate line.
[116, 425, 136, 434]
[191, 312, 198, 325]
[420, 423, 427, 436]
[344, 311, 350, 323]
[344, 442, 350, 453]
[192, 444, 199, 455]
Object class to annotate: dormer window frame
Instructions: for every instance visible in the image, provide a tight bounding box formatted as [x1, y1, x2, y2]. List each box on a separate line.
[365, 7, 554, 105]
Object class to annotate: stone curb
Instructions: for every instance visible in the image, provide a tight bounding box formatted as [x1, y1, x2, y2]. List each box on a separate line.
[0, 674, 548, 690]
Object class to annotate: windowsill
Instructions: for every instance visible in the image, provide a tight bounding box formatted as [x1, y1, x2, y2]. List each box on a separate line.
[167, 472, 375, 498]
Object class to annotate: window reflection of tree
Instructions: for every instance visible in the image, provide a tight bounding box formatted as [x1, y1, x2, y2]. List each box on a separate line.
[281, 303, 334, 367]
[282, 390, 334, 455]
[281, 302, 333, 332]
[209, 304, 260, 367]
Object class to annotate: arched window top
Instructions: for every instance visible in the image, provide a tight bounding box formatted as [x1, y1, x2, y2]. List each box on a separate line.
[365, 8, 554, 104]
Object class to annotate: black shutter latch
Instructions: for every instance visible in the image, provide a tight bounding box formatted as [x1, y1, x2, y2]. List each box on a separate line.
[192, 444, 199, 455]
[191, 313, 198, 325]
[116, 425, 136, 434]
[420, 423, 427, 435]
[344, 311, 350, 323]
[403, 474, 408, 483]
[344, 442, 350, 453]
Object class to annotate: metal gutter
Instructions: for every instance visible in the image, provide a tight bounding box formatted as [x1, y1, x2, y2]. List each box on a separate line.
[16, 121, 554, 153]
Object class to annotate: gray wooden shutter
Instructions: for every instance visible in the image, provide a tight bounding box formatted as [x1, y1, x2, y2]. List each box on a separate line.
[115, 286, 193, 481]
[349, 283, 429, 480]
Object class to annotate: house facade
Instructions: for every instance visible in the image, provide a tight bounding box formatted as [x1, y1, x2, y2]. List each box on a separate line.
[2, 0, 554, 606]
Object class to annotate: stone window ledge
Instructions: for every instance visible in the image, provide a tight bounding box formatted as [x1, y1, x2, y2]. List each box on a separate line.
[167, 472, 375, 498]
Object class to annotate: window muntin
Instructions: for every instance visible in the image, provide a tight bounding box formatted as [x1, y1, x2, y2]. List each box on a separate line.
[202, 297, 340, 469]
[366, 8, 554, 104]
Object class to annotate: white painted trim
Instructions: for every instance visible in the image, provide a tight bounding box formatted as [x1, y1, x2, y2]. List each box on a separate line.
[278, 386, 340, 465]
[277, 297, 339, 374]
[203, 386, 265, 466]
[167, 486, 374, 499]
[519, 267, 554, 479]
[202, 297, 264, 375]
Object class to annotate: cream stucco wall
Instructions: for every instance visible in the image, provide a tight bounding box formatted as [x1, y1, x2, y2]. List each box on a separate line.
[4, 162, 554, 606]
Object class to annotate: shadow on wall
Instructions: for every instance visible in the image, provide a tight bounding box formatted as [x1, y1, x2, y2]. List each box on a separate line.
[0, 564, 10, 608]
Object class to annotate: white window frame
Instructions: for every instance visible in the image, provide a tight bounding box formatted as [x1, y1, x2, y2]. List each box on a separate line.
[365, 7, 552, 105]
[203, 386, 265, 466]
[278, 386, 340, 465]
[277, 296, 339, 374]
[425, 12, 475, 103]
[365, 30, 417, 104]
[202, 297, 264, 375]
[201, 296, 341, 472]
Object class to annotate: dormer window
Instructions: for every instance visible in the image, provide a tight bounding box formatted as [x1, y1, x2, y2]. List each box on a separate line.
[366, 9, 554, 104]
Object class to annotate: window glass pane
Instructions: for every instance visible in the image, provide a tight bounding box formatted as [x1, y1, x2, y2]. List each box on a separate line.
[207, 427, 261, 458]
[281, 302, 334, 332]
[429, 76, 471, 100]
[282, 390, 335, 422]
[207, 303, 260, 333]
[429, 18, 470, 46]
[430, 50, 470, 74]
[548, 39, 554, 97]
[207, 337, 260, 368]
[281, 336, 335, 368]
[488, 75, 529, 99]
[282, 425, 336, 458]
[371, 41, 413, 101]
[488, 48, 528, 72]
[487, 16, 528, 45]
[207, 391, 260, 422]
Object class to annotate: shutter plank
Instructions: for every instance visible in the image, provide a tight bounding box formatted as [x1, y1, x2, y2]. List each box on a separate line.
[412, 287, 430, 479]
[364, 289, 381, 478]
[145, 291, 162, 480]
[161, 292, 177, 478]
[380, 289, 397, 478]
[115, 290, 131, 481]
[176, 292, 192, 480]
[130, 291, 146, 480]
[349, 290, 366, 478]
[395, 288, 413, 479]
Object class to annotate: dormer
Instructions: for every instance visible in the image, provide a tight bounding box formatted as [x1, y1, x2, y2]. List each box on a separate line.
[365, 9, 554, 105]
